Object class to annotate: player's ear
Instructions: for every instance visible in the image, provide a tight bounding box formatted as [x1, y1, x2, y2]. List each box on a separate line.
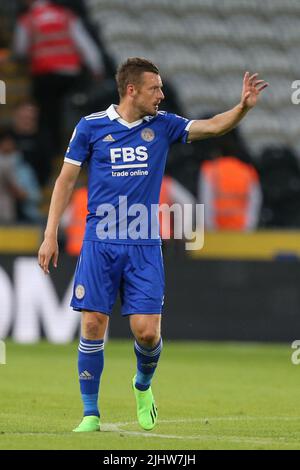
[127, 83, 136, 97]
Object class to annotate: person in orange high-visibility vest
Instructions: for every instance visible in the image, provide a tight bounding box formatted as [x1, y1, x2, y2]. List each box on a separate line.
[62, 185, 88, 256]
[159, 175, 196, 240]
[199, 156, 262, 231]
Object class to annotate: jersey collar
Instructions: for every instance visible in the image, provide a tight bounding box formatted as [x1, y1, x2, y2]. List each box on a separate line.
[106, 104, 152, 129]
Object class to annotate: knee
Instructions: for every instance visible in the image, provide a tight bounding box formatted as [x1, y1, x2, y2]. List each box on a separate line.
[136, 330, 160, 348]
[82, 313, 107, 340]
[84, 320, 101, 339]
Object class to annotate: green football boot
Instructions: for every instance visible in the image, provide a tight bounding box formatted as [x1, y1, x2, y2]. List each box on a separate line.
[72, 415, 100, 433]
[132, 376, 158, 431]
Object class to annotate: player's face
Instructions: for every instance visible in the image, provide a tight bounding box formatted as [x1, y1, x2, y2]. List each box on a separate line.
[133, 72, 165, 117]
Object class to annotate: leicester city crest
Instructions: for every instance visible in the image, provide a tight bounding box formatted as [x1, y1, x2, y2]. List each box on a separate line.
[141, 128, 155, 142]
[75, 284, 85, 299]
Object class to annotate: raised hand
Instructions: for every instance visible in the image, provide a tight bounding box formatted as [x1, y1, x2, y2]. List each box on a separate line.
[241, 72, 269, 110]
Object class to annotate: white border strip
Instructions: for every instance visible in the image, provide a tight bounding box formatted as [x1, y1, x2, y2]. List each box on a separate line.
[64, 157, 82, 166]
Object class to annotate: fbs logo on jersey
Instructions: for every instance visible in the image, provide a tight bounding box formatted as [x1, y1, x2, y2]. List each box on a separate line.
[110, 146, 148, 169]
[103, 134, 115, 142]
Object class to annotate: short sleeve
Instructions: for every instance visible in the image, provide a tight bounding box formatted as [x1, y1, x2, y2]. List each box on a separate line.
[64, 118, 90, 166]
[160, 112, 194, 145]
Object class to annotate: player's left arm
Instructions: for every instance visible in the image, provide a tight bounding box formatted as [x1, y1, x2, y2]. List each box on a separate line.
[187, 72, 269, 142]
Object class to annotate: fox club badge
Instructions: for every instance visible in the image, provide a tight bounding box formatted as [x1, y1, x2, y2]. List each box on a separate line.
[75, 284, 85, 299]
[141, 128, 155, 142]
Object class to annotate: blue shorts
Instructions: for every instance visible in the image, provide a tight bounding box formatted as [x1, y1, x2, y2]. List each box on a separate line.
[71, 241, 165, 315]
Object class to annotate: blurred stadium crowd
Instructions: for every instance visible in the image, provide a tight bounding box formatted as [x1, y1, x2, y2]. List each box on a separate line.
[1, 0, 300, 253]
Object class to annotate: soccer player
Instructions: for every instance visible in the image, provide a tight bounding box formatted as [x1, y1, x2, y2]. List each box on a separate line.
[38, 57, 268, 432]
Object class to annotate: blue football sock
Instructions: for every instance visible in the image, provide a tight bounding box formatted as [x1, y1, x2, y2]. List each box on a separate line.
[134, 338, 163, 391]
[78, 337, 104, 417]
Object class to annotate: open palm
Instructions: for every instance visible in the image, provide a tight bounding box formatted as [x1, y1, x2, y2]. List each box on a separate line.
[241, 72, 268, 110]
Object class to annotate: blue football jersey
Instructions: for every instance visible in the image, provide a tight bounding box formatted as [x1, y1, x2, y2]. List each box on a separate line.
[64, 104, 193, 244]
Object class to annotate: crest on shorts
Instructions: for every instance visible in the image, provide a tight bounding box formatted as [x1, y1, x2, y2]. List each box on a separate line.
[141, 128, 155, 142]
[75, 284, 85, 299]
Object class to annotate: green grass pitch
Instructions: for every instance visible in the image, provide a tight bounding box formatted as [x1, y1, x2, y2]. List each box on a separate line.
[0, 340, 299, 450]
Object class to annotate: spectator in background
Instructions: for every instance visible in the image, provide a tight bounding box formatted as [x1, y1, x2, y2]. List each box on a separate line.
[258, 146, 300, 228]
[159, 174, 196, 241]
[12, 101, 50, 186]
[12, 0, 105, 174]
[198, 130, 262, 231]
[0, 128, 41, 223]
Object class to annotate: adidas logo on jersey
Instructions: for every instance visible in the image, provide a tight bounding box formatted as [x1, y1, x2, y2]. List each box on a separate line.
[103, 134, 115, 142]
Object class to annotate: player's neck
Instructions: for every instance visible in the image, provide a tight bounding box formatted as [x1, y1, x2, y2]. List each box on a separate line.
[116, 103, 143, 123]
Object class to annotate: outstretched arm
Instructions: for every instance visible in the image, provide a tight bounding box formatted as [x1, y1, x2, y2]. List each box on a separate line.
[188, 72, 269, 142]
[38, 163, 81, 274]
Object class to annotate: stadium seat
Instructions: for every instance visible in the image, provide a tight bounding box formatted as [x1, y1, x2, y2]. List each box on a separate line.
[182, 14, 230, 43]
[227, 15, 277, 46]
